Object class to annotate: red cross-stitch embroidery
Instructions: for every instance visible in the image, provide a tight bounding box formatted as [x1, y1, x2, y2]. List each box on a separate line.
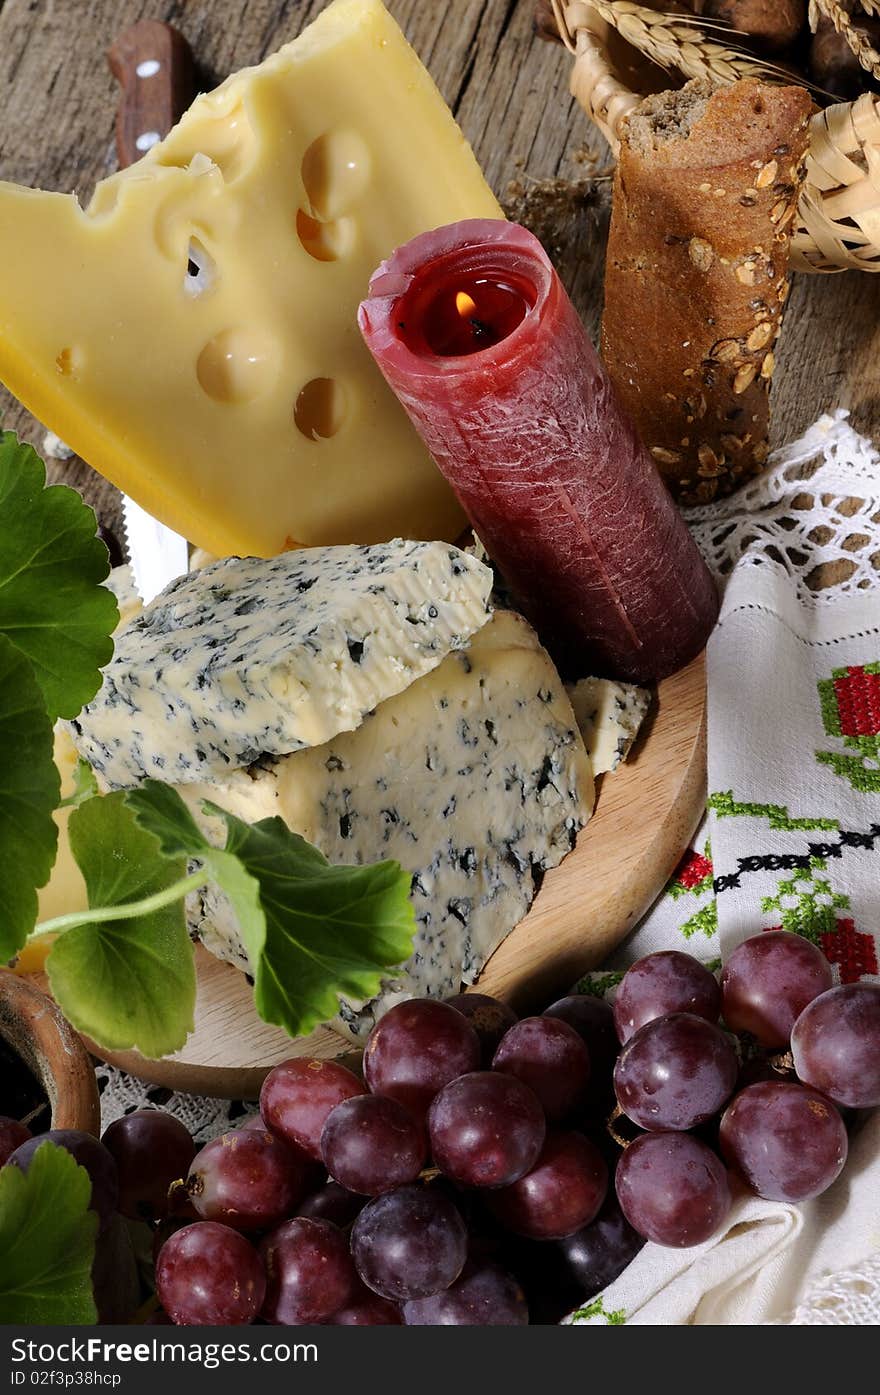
[832, 666, 880, 743]
[764, 919, 878, 984]
[821, 919, 879, 983]
[668, 847, 713, 899]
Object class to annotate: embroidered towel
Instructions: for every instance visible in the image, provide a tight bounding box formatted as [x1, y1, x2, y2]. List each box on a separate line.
[570, 411, 880, 1325]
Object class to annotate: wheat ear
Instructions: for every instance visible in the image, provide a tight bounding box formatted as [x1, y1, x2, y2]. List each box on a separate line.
[554, 0, 800, 85]
[810, 0, 880, 77]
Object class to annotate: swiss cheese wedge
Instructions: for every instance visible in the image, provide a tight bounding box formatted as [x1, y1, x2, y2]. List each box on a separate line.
[0, 0, 502, 556]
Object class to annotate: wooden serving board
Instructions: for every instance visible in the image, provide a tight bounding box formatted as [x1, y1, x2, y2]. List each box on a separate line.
[87, 651, 706, 1100]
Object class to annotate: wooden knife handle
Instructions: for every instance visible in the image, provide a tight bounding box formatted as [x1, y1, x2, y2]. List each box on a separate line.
[107, 19, 198, 169]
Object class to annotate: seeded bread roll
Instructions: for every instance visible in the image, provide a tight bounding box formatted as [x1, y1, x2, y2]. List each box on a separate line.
[602, 78, 813, 504]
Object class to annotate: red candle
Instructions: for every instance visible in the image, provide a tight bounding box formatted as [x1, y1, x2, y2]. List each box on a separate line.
[358, 220, 719, 682]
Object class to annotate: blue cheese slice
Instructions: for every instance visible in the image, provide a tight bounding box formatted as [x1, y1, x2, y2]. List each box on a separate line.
[184, 611, 594, 1038]
[566, 677, 652, 775]
[104, 564, 143, 633]
[70, 539, 493, 789]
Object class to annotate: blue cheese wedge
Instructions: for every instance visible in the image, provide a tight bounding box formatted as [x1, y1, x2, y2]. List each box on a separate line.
[104, 564, 143, 633]
[70, 540, 493, 788]
[184, 611, 594, 1038]
[566, 676, 652, 775]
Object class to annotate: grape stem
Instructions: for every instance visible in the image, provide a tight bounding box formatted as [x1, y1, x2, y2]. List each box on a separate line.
[28, 870, 207, 940]
[606, 1104, 632, 1151]
[768, 1049, 795, 1074]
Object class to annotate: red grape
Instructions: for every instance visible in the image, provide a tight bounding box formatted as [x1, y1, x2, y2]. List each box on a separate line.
[488, 1131, 607, 1240]
[8, 1132, 118, 1233]
[363, 1000, 480, 1120]
[186, 1128, 310, 1231]
[613, 951, 721, 1043]
[719, 1081, 847, 1202]
[102, 1110, 195, 1221]
[297, 1180, 367, 1228]
[321, 1094, 426, 1195]
[543, 994, 618, 1070]
[791, 982, 880, 1108]
[351, 1184, 468, 1301]
[721, 932, 833, 1048]
[324, 1279, 403, 1325]
[0, 1116, 31, 1166]
[615, 1133, 732, 1248]
[260, 1057, 366, 1160]
[92, 1213, 141, 1324]
[403, 1261, 528, 1325]
[544, 995, 619, 1118]
[613, 1013, 738, 1131]
[156, 1222, 265, 1325]
[428, 1071, 545, 1188]
[238, 1113, 267, 1131]
[261, 1217, 355, 1324]
[554, 1193, 645, 1297]
[492, 1017, 590, 1122]
[444, 993, 518, 1064]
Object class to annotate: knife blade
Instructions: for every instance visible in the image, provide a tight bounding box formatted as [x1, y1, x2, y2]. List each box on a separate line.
[108, 20, 198, 601]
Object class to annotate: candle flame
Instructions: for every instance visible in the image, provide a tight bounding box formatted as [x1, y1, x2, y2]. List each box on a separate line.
[455, 290, 477, 319]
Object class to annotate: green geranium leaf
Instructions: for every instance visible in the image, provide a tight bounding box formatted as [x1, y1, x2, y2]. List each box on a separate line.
[58, 758, 99, 809]
[126, 781, 266, 968]
[213, 806, 415, 1038]
[0, 634, 59, 961]
[0, 1140, 97, 1324]
[46, 792, 196, 1057]
[0, 431, 117, 719]
[127, 780, 415, 1040]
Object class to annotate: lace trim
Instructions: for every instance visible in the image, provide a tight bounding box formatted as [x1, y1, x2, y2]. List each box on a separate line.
[780, 1251, 880, 1326]
[95, 1064, 260, 1143]
[688, 411, 880, 607]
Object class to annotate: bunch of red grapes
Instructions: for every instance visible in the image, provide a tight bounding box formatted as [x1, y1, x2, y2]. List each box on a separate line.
[2, 931, 877, 1326]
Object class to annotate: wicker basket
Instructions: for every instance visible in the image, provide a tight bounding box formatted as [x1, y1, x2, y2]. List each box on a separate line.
[548, 0, 880, 272]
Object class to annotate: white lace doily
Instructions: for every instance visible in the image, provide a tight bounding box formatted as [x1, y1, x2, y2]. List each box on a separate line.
[688, 411, 880, 607]
[96, 1064, 260, 1143]
[94, 409, 880, 1318]
[779, 1252, 880, 1326]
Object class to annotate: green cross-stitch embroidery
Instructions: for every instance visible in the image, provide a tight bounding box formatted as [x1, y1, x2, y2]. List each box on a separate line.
[680, 900, 718, 941]
[708, 791, 838, 832]
[816, 750, 880, 794]
[575, 969, 625, 999]
[816, 665, 880, 791]
[572, 1297, 626, 1325]
[760, 860, 850, 946]
[668, 839, 713, 900]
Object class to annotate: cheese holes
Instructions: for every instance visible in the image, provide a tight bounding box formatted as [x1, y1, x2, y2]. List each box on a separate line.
[294, 378, 347, 440]
[301, 131, 370, 222]
[296, 131, 370, 263]
[184, 238, 216, 297]
[157, 102, 255, 184]
[196, 328, 278, 403]
[55, 346, 83, 379]
[296, 209, 355, 263]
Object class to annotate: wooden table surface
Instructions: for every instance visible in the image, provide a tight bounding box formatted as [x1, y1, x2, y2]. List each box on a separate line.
[0, 0, 878, 541]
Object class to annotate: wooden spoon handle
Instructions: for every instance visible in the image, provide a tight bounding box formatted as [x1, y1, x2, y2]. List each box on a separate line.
[107, 19, 198, 169]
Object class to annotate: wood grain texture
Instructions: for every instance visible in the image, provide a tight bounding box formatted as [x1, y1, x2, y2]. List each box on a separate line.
[84, 651, 706, 1099]
[0, 0, 876, 541]
[0, 970, 101, 1133]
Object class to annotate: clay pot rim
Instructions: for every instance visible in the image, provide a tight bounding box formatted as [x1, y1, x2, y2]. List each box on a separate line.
[0, 971, 100, 1136]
